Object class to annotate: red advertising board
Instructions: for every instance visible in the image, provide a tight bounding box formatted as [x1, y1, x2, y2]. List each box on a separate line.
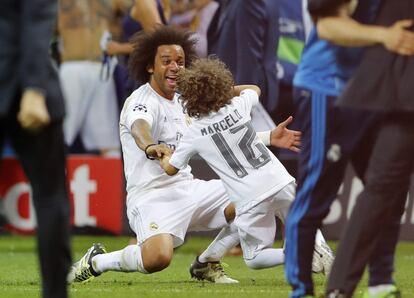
[0, 156, 124, 235]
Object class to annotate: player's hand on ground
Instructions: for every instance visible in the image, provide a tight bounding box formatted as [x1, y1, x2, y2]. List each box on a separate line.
[146, 144, 172, 160]
[383, 19, 414, 56]
[270, 116, 301, 153]
[18, 89, 51, 131]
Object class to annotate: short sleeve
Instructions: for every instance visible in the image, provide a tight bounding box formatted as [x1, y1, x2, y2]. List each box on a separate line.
[236, 89, 259, 115]
[169, 133, 197, 170]
[121, 96, 157, 131]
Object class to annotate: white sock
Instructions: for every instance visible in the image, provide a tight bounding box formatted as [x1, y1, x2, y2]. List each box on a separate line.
[92, 245, 148, 274]
[315, 229, 326, 245]
[199, 222, 239, 263]
[368, 284, 394, 296]
[244, 248, 285, 269]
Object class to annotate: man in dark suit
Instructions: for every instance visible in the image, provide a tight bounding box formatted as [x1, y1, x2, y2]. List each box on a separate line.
[326, 0, 414, 297]
[207, 0, 279, 115]
[0, 1, 71, 297]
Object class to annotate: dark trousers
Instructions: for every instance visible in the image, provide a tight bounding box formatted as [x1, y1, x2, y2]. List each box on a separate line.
[285, 89, 400, 297]
[327, 113, 414, 296]
[0, 115, 71, 298]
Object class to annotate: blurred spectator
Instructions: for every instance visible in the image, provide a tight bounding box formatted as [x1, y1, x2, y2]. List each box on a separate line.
[327, 0, 414, 296]
[107, 0, 168, 107]
[274, 0, 312, 126]
[285, 1, 414, 297]
[130, 0, 167, 29]
[207, 0, 279, 132]
[0, 0, 72, 297]
[58, 0, 121, 156]
[170, 0, 219, 57]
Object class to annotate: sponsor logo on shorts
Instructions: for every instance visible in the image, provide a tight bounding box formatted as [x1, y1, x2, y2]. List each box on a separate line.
[133, 104, 147, 112]
[149, 222, 159, 230]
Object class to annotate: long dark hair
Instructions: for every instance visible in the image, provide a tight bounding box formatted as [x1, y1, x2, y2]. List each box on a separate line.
[128, 25, 198, 83]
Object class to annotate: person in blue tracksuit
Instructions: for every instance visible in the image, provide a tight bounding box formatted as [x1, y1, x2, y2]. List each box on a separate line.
[284, 0, 413, 297]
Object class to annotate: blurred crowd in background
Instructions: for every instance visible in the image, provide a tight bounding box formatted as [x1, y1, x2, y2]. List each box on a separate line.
[2, 0, 307, 159]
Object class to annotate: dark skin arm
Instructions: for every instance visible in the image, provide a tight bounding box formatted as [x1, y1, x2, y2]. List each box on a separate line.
[131, 119, 172, 159]
[131, 0, 162, 31]
[159, 155, 179, 176]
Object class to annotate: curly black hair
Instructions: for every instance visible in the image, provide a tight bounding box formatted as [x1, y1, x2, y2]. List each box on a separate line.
[176, 58, 234, 118]
[128, 25, 198, 83]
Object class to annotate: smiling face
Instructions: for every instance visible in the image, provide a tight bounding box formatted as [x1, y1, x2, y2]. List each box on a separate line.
[148, 44, 185, 100]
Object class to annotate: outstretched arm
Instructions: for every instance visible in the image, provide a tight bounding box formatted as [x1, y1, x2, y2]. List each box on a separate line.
[270, 116, 301, 153]
[257, 116, 301, 153]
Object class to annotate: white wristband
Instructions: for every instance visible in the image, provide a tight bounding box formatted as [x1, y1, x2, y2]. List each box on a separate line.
[257, 130, 271, 146]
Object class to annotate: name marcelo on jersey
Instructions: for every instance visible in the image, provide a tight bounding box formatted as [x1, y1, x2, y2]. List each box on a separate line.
[200, 109, 243, 136]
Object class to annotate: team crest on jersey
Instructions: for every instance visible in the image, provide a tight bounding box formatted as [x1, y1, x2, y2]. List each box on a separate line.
[149, 222, 159, 230]
[133, 104, 147, 112]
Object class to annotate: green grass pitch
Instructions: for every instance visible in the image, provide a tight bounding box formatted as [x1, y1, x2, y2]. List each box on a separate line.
[0, 235, 413, 298]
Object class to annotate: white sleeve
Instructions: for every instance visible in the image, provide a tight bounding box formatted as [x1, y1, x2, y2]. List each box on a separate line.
[257, 131, 271, 146]
[169, 133, 197, 170]
[121, 97, 157, 131]
[239, 89, 259, 113]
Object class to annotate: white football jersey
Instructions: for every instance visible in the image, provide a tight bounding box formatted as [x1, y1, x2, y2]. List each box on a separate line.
[119, 83, 193, 198]
[169, 89, 295, 214]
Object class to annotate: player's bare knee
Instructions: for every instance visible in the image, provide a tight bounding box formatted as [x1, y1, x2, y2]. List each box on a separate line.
[224, 203, 236, 223]
[144, 251, 172, 273]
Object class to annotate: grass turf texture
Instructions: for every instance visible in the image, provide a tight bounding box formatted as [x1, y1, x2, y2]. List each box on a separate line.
[0, 235, 413, 298]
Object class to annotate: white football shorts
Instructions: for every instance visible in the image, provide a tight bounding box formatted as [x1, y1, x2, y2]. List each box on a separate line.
[127, 179, 230, 248]
[235, 181, 295, 260]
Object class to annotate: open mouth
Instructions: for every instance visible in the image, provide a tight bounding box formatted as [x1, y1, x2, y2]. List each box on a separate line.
[166, 75, 177, 88]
